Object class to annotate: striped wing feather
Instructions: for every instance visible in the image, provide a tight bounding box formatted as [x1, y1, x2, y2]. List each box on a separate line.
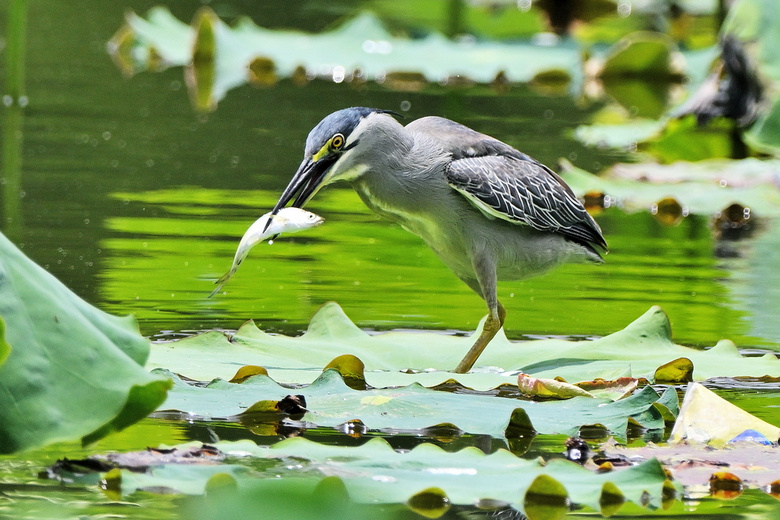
[445, 153, 607, 251]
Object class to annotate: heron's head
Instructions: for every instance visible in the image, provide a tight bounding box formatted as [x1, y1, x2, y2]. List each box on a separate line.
[269, 107, 399, 218]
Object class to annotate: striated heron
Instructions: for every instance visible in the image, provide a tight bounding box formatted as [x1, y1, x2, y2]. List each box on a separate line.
[268, 107, 607, 373]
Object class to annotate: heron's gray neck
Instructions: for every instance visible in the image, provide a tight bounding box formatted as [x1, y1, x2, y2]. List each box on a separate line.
[351, 117, 447, 216]
[353, 142, 443, 221]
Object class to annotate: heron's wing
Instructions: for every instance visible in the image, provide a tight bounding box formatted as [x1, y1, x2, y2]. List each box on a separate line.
[445, 152, 607, 251]
[406, 116, 606, 250]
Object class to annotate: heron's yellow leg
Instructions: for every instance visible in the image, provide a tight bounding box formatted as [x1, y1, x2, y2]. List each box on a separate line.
[453, 302, 505, 373]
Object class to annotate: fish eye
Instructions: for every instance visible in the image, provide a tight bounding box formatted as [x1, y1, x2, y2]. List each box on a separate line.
[331, 133, 345, 150]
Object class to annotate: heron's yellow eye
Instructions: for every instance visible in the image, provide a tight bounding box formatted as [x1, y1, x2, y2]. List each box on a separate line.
[331, 133, 345, 150]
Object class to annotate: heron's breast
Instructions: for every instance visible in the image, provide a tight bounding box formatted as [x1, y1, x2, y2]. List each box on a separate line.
[354, 184, 464, 254]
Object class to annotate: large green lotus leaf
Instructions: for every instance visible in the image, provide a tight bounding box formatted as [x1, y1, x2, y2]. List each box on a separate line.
[0, 232, 171, 453]
[111, 7, 583, 110]
[576, 113, 750, 164]
[115, 437, 672, 518]
[598, 31, 680, 79]
[560, 158, 780, 217]
[148, 303, 780, 388]
[155, 368, 671, 439]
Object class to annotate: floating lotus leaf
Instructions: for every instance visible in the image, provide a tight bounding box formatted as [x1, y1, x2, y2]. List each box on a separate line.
[367, 0, 548, 40]
[0, 232, 171, 453]
[745, 97, 780, 154]
[102, 437, 672, 519]
[577, 115, 745, 162]
[155, 367, 673, 440]
[148, 303, 780, 390]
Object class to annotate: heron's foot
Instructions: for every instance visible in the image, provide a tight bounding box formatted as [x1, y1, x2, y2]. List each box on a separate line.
[453, 314, 503, 374]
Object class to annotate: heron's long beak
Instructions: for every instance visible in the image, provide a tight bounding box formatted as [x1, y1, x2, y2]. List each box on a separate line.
[266, 156, 336, 231]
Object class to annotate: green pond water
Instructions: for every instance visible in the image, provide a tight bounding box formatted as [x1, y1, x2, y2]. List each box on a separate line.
[3, 0, 780, 518]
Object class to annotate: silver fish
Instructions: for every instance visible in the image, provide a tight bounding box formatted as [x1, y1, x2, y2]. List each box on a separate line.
[209, 207, 324, 297]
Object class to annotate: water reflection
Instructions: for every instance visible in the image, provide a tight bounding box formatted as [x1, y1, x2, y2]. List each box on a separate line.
[92, 181, 760, 351]
[1, 0, 28, 241]
[723, 220, 780, 346]
[1, 99, 24, 241]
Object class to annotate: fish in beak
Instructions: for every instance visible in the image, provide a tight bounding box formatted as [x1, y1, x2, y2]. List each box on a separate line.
[265, 155, 338, 231]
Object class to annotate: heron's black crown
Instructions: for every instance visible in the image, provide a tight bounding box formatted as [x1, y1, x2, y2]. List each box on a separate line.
[305, 107, 394, 159]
